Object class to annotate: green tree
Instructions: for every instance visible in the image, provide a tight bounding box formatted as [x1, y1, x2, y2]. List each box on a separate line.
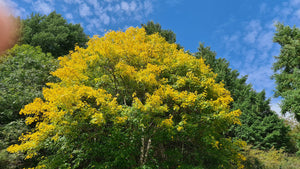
[272, 23, 300, 122]
[20, 11, 88, 58]
[8, 27, 245, 169]
[195, 43, 292, 151]
[0, 44, 58, 168]
[142, 21, 183, 49]
[142, 21, 176, 44]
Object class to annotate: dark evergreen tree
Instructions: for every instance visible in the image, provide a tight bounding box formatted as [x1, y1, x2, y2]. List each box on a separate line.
[20, 11, 88, 58]
[195, 43, 292, 151]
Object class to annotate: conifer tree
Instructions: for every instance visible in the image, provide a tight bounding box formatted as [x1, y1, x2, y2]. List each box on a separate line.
[272, 23, 300, 122]
[196, 43, 292, 151]
[273, 23, 300, 155]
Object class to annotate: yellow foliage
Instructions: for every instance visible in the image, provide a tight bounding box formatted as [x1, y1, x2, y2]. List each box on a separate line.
[7, 27, 244, 168]
[160, 115, 174, 128]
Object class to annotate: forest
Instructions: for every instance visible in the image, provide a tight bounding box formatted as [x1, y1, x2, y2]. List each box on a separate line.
[0, 11, 299, 169]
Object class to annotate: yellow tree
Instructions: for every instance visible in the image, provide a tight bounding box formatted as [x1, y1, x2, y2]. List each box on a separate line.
[8, 27, 245, 168]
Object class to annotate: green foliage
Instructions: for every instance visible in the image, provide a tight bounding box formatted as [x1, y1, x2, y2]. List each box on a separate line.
[20, 11, 88, 58]
[0, 44, 58, 124]
[142, 21, 176, 44]
[195, 43, 293, 151]
[272, 23, 300, 122]
[0, 44, 58, 168]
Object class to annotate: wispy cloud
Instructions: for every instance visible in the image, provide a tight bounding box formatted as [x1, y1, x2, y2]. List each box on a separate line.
[291, 0, 300, 6]
[33, 0, 54, 15]
[243, 20, 261, 44]
[121, 1, 130, 12]
[0, 0, 26, 16]
[216, 0, 300, 115]
[79, 3, 92, 17]
[65, 13, 73, 20]
[13, 0, 156, 35]
[270, 101, 281, 115]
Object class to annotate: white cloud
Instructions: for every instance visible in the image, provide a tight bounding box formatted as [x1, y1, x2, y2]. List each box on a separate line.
[79, 3, 92, 17]
[63, 0, 72, 4]
[121, 1, 130, 12]
[10, 0, 156, 37]
[270, 102, 281, 115]
[244, 31, 258, 43]
[114, 4, 121, 11]
[144, 0, 153, 16]
[294, 9, 300, 19]
[87, 0, 99, 9]
[243, 20, 262, 44]
[130, 1, 137, 11]
[106, 4, 113, 12]
[33, 0, 54, 15]
[257, 31, 274, 52]
[224, 34, 238, 44]
[74, 0, 83, 4]
[281, 7, 293, 17]
[248, 20, 262, 30]
[100, 12, 110, 25]
[290, 0, 300, 6]
[244, 63, 274, 93]
[222, 33, 242, 54]
[244, 49, 256, 63]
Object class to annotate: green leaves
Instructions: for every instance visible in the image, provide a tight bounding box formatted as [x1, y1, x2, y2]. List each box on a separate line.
[20, 11, 88, 58]
[0, 44, 58, 168]
[0, 44, 57, 123]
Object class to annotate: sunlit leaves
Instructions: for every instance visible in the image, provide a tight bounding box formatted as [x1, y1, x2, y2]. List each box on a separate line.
[8, 27, 245, 168]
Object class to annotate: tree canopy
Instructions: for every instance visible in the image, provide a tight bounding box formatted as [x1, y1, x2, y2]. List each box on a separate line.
[20, 11, 88, 58]
[8, 27, 245, 169]
[273, 23, 300, 122]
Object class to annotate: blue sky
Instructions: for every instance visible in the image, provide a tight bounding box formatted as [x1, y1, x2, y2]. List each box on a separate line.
[2, 0, 300, 115]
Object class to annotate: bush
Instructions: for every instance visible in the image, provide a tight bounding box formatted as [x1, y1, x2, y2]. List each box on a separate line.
[243, 146, 300, 169]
